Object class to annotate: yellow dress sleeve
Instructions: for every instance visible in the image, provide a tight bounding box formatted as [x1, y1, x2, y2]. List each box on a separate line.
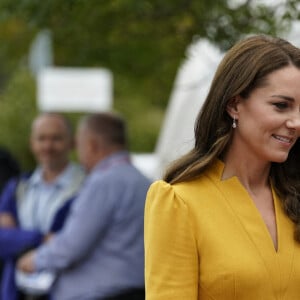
[144, 180, 199, 300]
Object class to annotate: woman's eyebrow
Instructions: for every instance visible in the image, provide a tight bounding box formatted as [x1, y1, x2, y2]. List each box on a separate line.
[271, 94, 294, 101]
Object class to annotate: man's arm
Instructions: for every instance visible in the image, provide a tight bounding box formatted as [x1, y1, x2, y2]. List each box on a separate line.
[0, 177, 21, 218]
[0, 178, 44, 258]
[18, 176, 116, 273]
[0, 227, 43, 258]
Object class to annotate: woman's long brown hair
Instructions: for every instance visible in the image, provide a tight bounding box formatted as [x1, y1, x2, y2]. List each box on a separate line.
[164, 35, 300, 242]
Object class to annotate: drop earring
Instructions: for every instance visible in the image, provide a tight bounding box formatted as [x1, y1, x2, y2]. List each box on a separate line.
[232, 117, 237, 129]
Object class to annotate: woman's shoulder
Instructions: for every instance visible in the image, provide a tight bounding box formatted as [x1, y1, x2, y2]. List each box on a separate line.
[154, 160, 225, 197]
[147, 175, 212, 205]
[149, 177, 205, 190]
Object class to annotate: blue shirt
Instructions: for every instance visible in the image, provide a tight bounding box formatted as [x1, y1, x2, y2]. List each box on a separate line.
[34, 151, 151, 300]
[18, 163, 84, 233]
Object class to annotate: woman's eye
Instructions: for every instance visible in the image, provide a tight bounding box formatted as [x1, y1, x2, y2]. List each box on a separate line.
[273, 102, 288, 109]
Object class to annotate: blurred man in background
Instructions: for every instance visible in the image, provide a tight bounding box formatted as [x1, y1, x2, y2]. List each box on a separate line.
[0, 113, 85, 300]
[18, 112, 150, 300]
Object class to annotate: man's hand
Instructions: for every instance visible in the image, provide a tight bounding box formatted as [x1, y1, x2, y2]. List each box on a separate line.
[43, 233, 54, 243]
[0, 213, 17, 227]
[17, 250, 36, 273]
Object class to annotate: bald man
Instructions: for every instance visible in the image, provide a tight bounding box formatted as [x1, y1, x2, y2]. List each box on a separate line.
[0, 113, 85, 300]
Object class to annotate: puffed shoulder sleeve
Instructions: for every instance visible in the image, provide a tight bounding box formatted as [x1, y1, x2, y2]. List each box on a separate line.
[144, 180, 198, 300]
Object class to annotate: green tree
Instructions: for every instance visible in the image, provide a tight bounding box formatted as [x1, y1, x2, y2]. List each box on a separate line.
[0, 68, 36, 170]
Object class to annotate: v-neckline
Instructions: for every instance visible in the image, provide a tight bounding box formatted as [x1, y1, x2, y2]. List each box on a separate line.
[209, 159, 280, 254]
[198, 159, 297, 294]
[224, 176, 279, 253]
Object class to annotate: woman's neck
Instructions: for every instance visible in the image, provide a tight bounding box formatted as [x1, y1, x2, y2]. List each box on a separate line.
[222, 151, 271, 192]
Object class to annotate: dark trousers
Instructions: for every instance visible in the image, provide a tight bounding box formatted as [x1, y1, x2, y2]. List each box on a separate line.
[19, 291, 48, 300]
[20, 288, 145, 300]
[104, 288, 145, 300]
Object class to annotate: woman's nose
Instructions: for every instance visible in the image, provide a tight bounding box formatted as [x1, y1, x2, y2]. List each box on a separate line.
[286, 113, 300, 133]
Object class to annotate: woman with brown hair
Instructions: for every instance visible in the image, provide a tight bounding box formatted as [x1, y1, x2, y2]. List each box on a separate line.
[145, 35, 300, 299]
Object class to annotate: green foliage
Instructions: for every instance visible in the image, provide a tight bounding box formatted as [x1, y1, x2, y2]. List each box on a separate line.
[0, 68, 37, 171]
[113, 74, 165, 152]
[0, 0, 298, 169]
[0, 17, 36, 89]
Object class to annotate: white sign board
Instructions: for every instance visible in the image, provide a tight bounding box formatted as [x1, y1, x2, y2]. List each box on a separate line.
[37, 67, 113, 112]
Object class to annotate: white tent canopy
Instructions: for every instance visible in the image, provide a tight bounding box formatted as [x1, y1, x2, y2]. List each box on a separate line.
[132, 39, 223, 179]
[154, 40, 223, 176]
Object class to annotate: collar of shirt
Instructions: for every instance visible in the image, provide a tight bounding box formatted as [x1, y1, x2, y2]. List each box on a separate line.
[29, 162, 75, 189]
[93, 151, 130, 172]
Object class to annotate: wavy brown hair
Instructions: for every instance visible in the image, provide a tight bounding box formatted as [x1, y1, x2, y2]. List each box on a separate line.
[164, 34, 300, 241]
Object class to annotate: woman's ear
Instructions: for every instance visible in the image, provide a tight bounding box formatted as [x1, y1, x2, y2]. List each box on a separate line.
[226, 96, 240, 119]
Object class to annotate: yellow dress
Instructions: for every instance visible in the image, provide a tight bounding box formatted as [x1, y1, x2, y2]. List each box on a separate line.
[144, 160, 300, 300]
